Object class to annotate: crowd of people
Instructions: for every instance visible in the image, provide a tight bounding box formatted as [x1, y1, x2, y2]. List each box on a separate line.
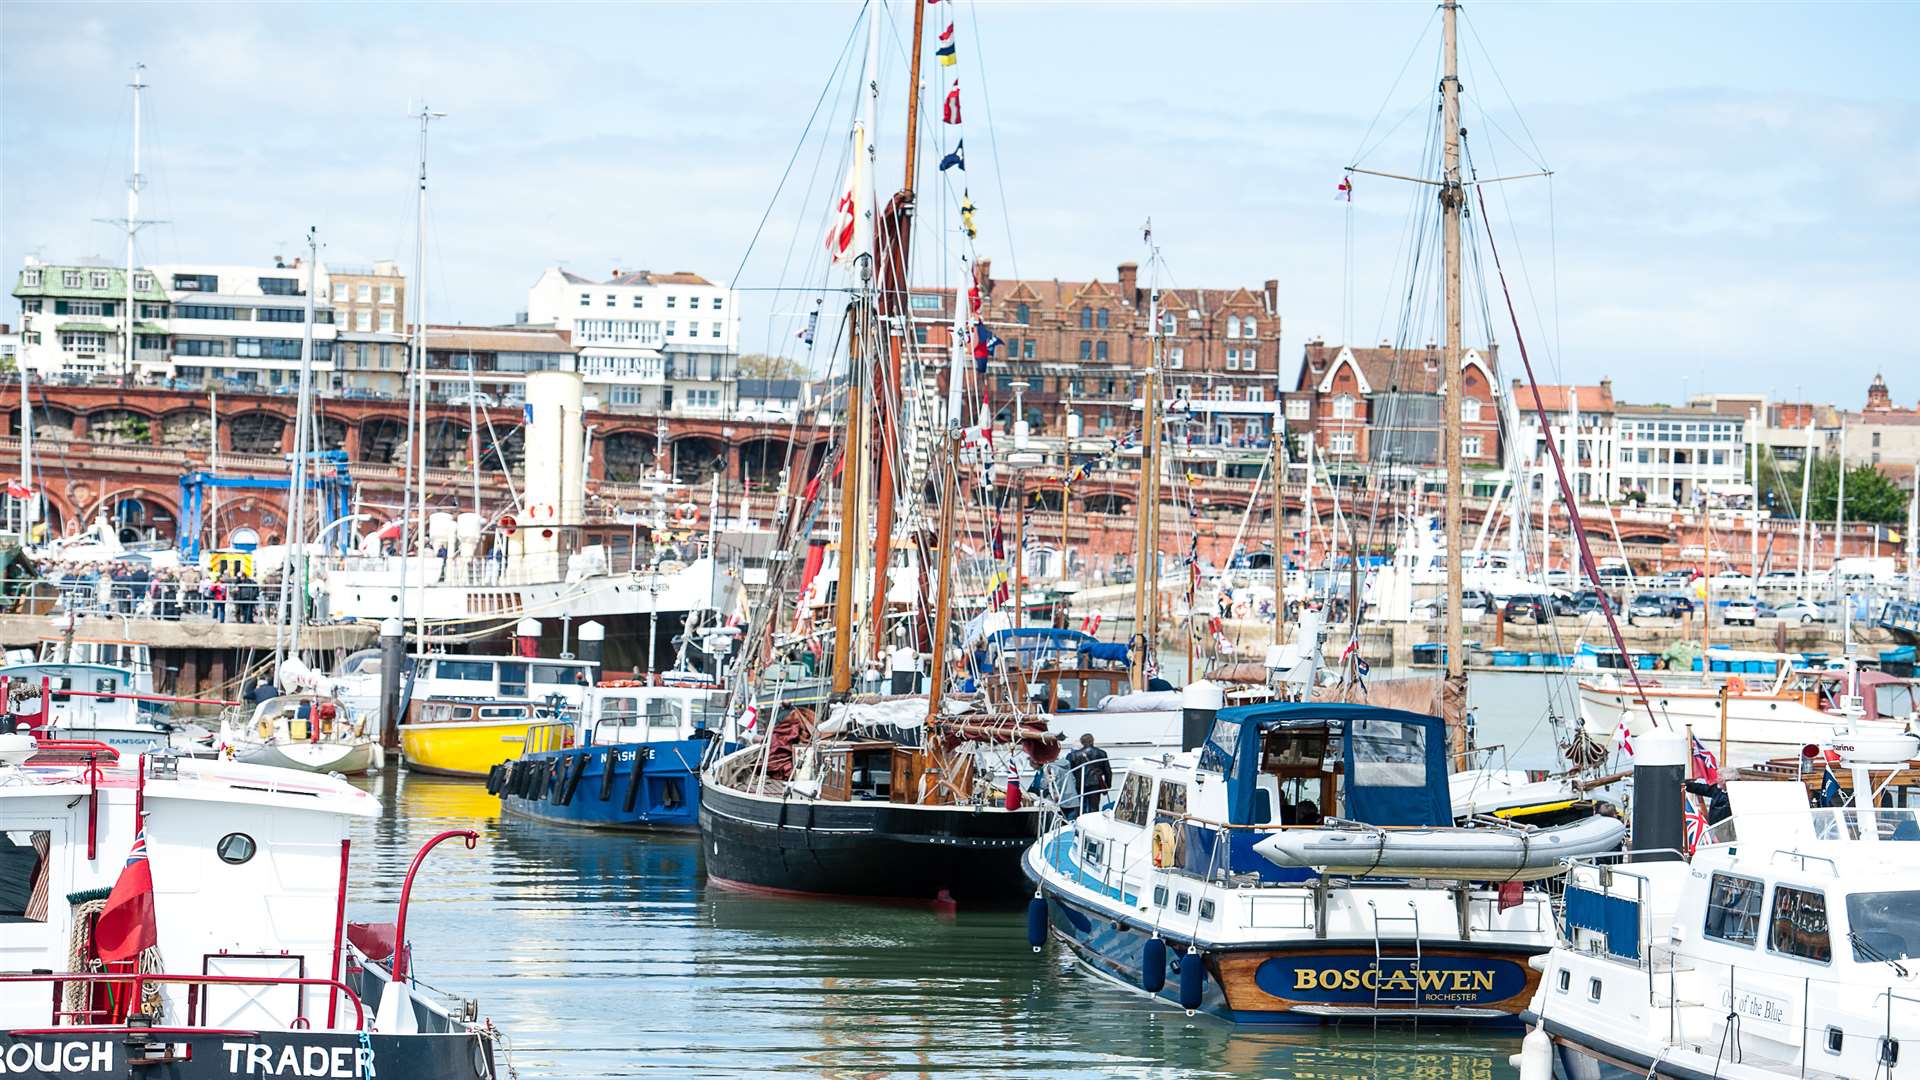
[29, 557, 330, 625]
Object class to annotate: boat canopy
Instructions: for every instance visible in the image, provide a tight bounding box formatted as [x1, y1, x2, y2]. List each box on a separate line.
[978, 627, 1130, 672]
[1202, 701, 1452, 829]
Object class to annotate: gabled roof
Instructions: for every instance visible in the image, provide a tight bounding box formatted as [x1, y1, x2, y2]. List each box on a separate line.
[1509, 382, 1615, 413]
[1300, 342, 1500, 396]
[425, 325, 575, 353]
[555, 269, 717, 288]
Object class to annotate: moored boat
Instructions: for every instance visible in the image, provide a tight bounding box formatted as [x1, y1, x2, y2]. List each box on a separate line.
[395, 650, 599, 777]
[1024, 701, 1590, 1025]
[0, 736, 501, 1077]
[218, 693, 383, 775]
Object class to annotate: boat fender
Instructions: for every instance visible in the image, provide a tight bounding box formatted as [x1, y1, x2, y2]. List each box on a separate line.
[1177, 947, 1204, 1012]
[544, 760, 561, 801]
[1141, 937, 1167, 993]
[559, 752, 588, 806]
[1025, 897, 1047, 952]
[1150, 822, 1178, 868]
[485, 764, 503, 797]
[623, 747, 647, 813]
[598, 748, 619, 801]
[1515, 1025, 1552, 1080]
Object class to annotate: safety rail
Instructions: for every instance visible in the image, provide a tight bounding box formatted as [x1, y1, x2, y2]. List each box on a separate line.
[1639, 956, 1920, 1072]
[1560, 851, 1685, 976]
[523, 721, 576, 756]
[0, 972, 367, 1031]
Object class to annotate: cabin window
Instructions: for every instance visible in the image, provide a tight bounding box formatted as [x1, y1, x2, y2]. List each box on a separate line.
[1198, 899, 1216, 921]
[217, 833, 257, 865]
[1557, 969, 1570, 993]
[1052, 678, 1082, 712]
[1083, 838, 1104, 868]
[1114, 774, 1152, 827]
[532, 665, 584, 686]
[0, 831, 50, 922]
[1152, 885, 1168, 907]
[1703, 873, 1765, 946]
[1174, 893, 1192, 915]
[1155, 781, 1188, 818]
[1587, 977, 1602, 1002]
[1348, 718, 1427, 787]
[599, 698, 639, 729]
[497, 662, 528, 698]
[1826, 1027, 1844, 1054]
[434, 660, 492, 682]
[1767, 885, 1832, 963]
[1199, 721, 1241, 774]
[646, 699, 681, 730]
[1844, 889, 1920, 963]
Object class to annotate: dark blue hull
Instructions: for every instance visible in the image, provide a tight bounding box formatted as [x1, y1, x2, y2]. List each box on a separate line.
[1026, 845, 1539, 1026]
[493, 738, 711, 832]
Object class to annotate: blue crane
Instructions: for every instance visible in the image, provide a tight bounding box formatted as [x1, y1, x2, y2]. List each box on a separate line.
[177, 450, 354, 560]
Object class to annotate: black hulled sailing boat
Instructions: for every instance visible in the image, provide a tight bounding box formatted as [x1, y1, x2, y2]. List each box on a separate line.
[699, 0, 1057, 905]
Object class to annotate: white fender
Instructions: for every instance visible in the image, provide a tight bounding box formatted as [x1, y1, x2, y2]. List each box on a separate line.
[1515, 1025, 1551, 1080]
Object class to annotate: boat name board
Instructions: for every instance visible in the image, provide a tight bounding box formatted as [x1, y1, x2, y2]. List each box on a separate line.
[0, 1039, 378, 1076]
[1719, 986, 1793, 1029]
[1256, 954, 1530, 1006]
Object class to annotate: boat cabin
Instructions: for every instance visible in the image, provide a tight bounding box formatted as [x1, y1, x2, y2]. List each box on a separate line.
[409, 653, 598, 715]
[0, 662, 144, 731]
[973, 627, 1138, 712]
[36, 638, 154, 692]
[234, 694, 366, 745]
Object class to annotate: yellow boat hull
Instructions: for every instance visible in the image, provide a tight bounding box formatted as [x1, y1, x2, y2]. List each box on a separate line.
[399, 718, 534, 778]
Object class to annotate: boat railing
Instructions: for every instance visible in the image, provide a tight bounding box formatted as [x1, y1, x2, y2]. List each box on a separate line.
[0, 971, 367, 1031]
[523, 721, 575, 756]
[1702, 807, 1920, 849]
[1646, 959, 1920, 1067]
[1561, 852, 1683, 986]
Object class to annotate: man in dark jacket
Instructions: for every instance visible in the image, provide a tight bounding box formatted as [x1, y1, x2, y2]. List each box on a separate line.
[1065, 734, 1112, 817]
[1684, 778, 1732, 826]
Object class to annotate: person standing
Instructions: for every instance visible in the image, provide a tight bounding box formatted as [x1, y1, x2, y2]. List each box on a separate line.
[1065, 734, 1112, 818]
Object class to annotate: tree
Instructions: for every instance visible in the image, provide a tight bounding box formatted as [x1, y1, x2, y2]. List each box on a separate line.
[737, 353, 809, 380]
[1762, 451, 1909, 525]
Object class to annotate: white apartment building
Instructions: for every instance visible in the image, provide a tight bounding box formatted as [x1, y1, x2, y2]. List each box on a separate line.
[1510, 381, 1617, 503]
[11, 259, 172, 379]
[1611, 404, 1752, 507]
[155, 261, 337, 390]
[525, 267, 739, 415]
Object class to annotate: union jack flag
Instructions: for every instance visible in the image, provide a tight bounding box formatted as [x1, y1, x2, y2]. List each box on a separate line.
[124, 826, 149, 867]
[1689, 732, 1720, 785]
[1684, 800, 1708, 856]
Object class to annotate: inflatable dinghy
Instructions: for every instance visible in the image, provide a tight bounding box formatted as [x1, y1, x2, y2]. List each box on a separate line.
[1252, 814, 1625, 880]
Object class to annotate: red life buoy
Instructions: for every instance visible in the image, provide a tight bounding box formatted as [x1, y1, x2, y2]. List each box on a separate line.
[499, 514, 517, 536]
[673, 502, 699, 526]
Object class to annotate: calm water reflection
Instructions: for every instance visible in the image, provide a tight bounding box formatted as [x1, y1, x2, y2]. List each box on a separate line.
[348, 702, 1538, 1077]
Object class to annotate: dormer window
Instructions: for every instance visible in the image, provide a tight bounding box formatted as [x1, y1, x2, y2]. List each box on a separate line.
[62, 270, 82, 288]
[21, 269, 41, 288]
[132, 272, 153, 292]
[89, 271, 109, 289]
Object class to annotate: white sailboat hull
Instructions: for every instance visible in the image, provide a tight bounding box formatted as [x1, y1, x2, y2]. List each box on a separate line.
[230, 739, 383, 776]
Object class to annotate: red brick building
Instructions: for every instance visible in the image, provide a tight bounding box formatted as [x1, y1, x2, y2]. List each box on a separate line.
[1285, 339, 1503, 480]
[916, 259, 1284, 443]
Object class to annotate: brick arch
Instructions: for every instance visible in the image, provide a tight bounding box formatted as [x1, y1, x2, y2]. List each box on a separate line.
[738, 436, 794, 487]
[601, 430, 659, 483]
[1083, 492, 1134, 515]
[422, 419, 470, 470]
[227, 411, 288, 456]
[10, 405, 77, 441]
[85, 485, 183, 543]
[668, 434, 727, 483]
[358, 415, 408, 464]
[159, 409, 214, 450]
[86, 407, 158, 446]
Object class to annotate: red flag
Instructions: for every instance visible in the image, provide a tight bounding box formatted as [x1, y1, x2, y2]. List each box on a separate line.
[1336, 177, 1352, 202]
[6, 481, 30, 500]
[95, 826, 156, 962]
[943, 82, 962, 125]
[939, 22, 954, 41]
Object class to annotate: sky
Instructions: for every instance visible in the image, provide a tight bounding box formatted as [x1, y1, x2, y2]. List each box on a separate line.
[2, 1, 1915, 407]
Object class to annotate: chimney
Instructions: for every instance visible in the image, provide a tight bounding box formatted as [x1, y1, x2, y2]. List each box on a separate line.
[1600, 377, 1613, 402]
[976, 257, 993, 296]
[1264, 278, 1279, 314]
[1117, 261, 1139, 306]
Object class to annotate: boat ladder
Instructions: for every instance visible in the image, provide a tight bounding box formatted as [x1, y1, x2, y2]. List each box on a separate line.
[1367, 899, 1423, 1014]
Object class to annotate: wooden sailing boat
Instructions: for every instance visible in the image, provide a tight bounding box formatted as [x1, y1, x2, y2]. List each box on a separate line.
[699, 2, 1057, 904]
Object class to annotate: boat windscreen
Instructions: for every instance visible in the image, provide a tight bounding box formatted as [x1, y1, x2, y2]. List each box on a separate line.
[1846, 890, 1920, 963]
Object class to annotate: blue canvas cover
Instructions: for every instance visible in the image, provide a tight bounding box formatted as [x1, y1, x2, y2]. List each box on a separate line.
[1206, 701, 1451, 828]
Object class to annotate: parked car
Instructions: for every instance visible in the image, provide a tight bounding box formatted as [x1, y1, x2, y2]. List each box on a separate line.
[1628, 593, 1693, 621]
[1772, 598, 1828, 624]
[1722, 597, 1761, 626]
[1553, 589, 1609, 617]
[446, 390, 498, 407]
[1414, 589, 1493, 618]
[1503, 594, 1553, 624]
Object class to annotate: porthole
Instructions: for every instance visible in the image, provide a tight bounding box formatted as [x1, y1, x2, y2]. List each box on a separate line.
[217, 832, 257, 865]
[1152, 885, 1168, 907]
[1587, 977, 1603, 1002]
[1826, 1027, 1843, 1054]
[1174, 893, 1192, 915]
[1198, 899, 1216, 921]
[1557, 969, 1570, 993]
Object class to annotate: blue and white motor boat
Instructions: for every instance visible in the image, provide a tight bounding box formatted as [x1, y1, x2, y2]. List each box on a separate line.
[490, 683, 731, 831]
[1023, 700, 1623, 1025]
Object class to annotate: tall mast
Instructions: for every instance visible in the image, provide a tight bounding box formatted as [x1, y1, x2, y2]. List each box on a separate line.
[1439, 2, 1468, 735]
[1834, 414, 1846, 570]
[1129, 226, 1159, 691]
[924, 433, 960, 721]
[281, 227, 319, 660]
[208, 391, 219, 551]
[98, 64, 161, 387]
[17, 368, 31, 538]
[866, 0, 927, 661]
[829, 8, 882, 697]
[398, 105, 439, 648]
[1272, 433, 1286, 649]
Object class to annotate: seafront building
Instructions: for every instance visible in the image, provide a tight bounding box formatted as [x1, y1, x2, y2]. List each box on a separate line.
[523, 266, 741, 415]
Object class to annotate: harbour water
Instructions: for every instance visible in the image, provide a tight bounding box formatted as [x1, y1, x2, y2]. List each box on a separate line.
[345, 672, 1578, 1078]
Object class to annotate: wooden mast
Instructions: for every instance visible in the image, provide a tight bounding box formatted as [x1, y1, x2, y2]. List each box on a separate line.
[1272, 437, 1287, 649]
[924, 432, 961, 720]
[865, 0, 928, 662]
[1129, 257, 1160, 691]
[1440, 1, 1469, 749]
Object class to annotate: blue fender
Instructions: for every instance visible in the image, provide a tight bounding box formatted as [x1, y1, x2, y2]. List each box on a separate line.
[1141, 937, 1167, 994]
[1178, 948, 1204, 1011]
[1026, 897, 1048, 951]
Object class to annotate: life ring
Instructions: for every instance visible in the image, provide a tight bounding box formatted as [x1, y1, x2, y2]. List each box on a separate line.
[1231, 599, 1251, 620]
[1151, 822, 1179, 868]
[1726, 675, 1747, 694]
[499, 514, 517, 536]
[673, 502, 700, 526]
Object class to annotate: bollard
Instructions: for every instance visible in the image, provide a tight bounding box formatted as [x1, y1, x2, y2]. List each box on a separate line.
[1630, 725, 1685, 862]
[1181, 680, 1224, 752]
[577, 621, 605, 681]
[378, 618, 404, 751]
